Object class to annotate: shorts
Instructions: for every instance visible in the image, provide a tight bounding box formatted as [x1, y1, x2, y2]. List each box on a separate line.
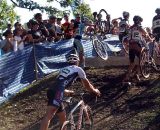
[119, 32, 128, 43]
[47, 89, 64, 113]
[73, 38, 84, 55]
[129, 42, 141, 63]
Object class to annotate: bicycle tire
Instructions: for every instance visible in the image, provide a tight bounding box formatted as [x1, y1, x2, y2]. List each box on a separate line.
[81, 106, 93, 130]
[60, 121, 75, 130]
[92, 37, 108, 60]
[139, 50, 150, 78]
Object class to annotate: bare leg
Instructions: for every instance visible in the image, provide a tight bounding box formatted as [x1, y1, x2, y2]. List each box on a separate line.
[40, 106, 58, 130]
[56, 110, 66, 128]
[79, 52, 85, 68]
[124, 62, 135, 81]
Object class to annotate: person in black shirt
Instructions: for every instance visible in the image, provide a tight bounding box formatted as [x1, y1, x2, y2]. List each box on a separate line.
[28, 20, 45, 43]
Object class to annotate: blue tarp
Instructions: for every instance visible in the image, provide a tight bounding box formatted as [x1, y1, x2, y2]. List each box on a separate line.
[0, 36, 122, 104]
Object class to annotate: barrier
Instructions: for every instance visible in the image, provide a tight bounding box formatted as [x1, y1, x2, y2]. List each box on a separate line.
[0, 35, 159, 104]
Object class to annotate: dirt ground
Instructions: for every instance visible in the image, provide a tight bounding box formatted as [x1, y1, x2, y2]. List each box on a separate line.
[0, 66, 160, 130]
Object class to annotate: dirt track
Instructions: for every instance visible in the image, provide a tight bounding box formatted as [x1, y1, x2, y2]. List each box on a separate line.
[0, 67, 160, 130]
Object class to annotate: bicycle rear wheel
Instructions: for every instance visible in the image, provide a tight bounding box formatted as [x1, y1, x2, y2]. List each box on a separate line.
[60, 121, 75, 130]
[139, 50, 150, 78]
[92, 37, 108, 60]
[81, 106, 93, 130]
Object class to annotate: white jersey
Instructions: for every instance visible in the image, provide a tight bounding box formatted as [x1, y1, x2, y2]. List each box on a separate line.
[152, 19, 160, 29]
[56, 65, 86, 88]
[119, 19, 129, 33]
[128, 25, 143, 42]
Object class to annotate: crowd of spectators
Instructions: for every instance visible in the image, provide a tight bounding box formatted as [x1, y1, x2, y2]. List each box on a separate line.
[0, 11, 152, 56]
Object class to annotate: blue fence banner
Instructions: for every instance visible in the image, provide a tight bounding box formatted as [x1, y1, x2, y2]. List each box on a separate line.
[0, 35, 123, 104]
[0, 46, 35, 104]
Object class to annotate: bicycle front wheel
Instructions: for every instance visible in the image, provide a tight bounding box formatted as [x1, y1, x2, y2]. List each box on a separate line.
[81, 106, 93, 130]
[122, 37, 129, 54]
[140, 50, 150, 78]
[92, 37, 108, 60]
[60, 121, 75, 130]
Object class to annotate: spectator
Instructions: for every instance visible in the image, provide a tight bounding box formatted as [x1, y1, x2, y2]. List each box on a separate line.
[111, 19, 119, 35]
[14, 21, 28, 39]
[28, 20, 45, 43]
[34, 13, 49, 37]
[7, 23, 12, 31]
[85, 20, 95, 35]
[55, 18, 63, 41]
[45, 15, 58, 42]
[13, 29, 27, 50]
[0, 30, 14, 54]
[62, 15, 73, 39]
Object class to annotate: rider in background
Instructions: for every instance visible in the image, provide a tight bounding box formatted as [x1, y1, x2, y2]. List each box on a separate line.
[118, 11, 130, 43]
[152, 8, 160, 55]
[39, 53, 101, 130]
[105, 14, 112, 34]
[124, 15, 152, 81]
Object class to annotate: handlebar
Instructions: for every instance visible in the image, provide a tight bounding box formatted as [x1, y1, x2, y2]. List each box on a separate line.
[63, 92, 98, 104]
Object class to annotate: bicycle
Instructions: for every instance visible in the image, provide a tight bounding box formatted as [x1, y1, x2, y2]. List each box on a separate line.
[139, 41, 160, 78]
[60, 93, 94, 130]
[85, 9, 109, 61]
[83, 19, 108, 60]
[90, 34, 108, 61]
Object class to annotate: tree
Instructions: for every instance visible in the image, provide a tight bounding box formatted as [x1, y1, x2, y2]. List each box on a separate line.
[0, 0, 18, 34]
[72, 3, 93, 20]
[9, 0, 92, 19]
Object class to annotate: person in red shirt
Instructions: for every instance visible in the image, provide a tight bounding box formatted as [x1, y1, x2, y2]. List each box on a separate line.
[61, 14, 73, 39]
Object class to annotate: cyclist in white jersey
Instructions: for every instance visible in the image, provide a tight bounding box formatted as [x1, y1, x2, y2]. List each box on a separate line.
[40, 53, 101, 130]
[152, 8, 160, 54]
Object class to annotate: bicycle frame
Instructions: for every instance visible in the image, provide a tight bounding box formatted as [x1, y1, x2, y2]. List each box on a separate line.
[154, 41, 160, 57]
[67, 99, 89, 130]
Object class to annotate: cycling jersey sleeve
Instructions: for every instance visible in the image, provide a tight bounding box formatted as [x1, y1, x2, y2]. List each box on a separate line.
[77, 67, 87, 79]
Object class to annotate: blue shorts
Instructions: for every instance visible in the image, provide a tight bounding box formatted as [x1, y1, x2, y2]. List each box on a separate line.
[47, 88, 64, 113]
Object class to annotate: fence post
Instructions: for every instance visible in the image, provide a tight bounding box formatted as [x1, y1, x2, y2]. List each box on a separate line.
[33, 42, 38, 81]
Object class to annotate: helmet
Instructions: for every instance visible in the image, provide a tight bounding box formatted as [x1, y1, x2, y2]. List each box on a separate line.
[66, 54, 79, 64]
[123, 11, 129, 17]
[133, 15, 143, 24]
[97, 13, 102, 19]
[93, 12, 97, 16]
[155, 8, 160, 14]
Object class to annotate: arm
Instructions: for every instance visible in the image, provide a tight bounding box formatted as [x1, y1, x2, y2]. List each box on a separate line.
[140, 28, 152, 42]
[64, 89, 74, 96]
[80, 78, 101, 96]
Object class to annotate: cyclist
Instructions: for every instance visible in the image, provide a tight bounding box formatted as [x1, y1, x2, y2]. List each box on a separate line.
[124, 15, 152, 81]
[118, 11, 130, 42]
[152, 8, 160, 55]
[40, 53, 101, 130]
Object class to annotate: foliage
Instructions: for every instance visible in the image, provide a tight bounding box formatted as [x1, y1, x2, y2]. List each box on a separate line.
[9, 0, 92, 19]
[72, 3, 93, 20]
[0, 0, 18, 32]
[9, 0, 80, 15]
